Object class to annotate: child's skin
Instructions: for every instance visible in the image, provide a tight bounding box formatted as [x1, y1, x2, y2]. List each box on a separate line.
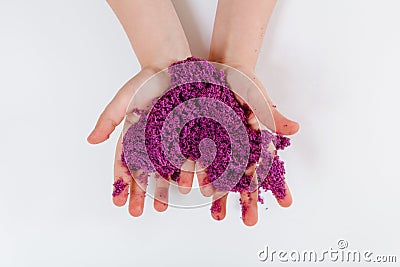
[87, 0, 191, 216]
[207, 0, 299, 226]
[87, 0, 299, 226]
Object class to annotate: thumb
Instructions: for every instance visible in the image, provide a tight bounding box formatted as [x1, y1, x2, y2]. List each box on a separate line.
[225, 67, 299, 136]
[87, 69, 153, 144]
[247, 73, 300, 135]
[271, 107, 300, 135]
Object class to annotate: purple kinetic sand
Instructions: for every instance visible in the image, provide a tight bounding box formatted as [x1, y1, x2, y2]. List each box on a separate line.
[112, 177, 128, 197]
[273, 134, 291, 151]
[122, 57, 289, 204]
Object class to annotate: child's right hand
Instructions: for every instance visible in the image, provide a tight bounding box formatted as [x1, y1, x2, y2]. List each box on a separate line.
[87, 67, 164, 216]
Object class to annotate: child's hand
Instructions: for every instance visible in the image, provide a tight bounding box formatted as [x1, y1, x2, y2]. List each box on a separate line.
[91, 0, 193, 215]
[87, 67, 170, 216]
[87, 65, 220, 216]
[208, 65, 299, 226]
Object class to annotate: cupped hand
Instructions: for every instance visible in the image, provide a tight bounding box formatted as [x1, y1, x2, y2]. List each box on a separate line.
[86, 64, 226, 216]
[204, 65, 299, 226]
[87, 67, 177, 216]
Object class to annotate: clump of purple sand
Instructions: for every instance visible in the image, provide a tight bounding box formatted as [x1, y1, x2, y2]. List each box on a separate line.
[122, 57, 291, 206]
[112, 178, 128, 197]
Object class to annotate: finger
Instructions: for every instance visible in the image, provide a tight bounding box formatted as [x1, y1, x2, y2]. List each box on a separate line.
[233, 86, 298, 135]
[112, 134, 131, 207]
[178, 159, 195, 194]
[128, 170, 148, 217]
[247, 110, 259, 130]
[271, 108, 300, 136]
[231, 92, 260, 132]
[240, 189, 259, 226]
[237, 91, 299, 135]
[240, 165, 259, 226]
[211, 191, 228, 221]
[196, 164, 215, 197]
[227, 68, 299, 135]
[276, 183, 293, 208]
[252, 75, 299, 135]
[249, 73, 299, 135]
[87, 70, 153, 144]
[153, 173, 170, 212]
[245, 163, 259, 192]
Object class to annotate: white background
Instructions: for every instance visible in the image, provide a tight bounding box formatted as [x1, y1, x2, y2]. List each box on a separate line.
[1, 0, 399, 266]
